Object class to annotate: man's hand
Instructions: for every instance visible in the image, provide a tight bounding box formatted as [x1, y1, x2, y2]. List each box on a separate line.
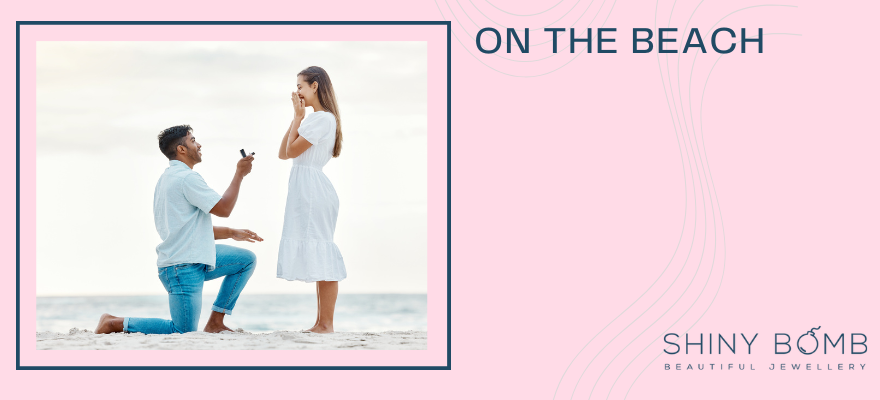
[236, 155, 254, 178]
[211, 156, 254, 218]
[229, 228, 263, 243]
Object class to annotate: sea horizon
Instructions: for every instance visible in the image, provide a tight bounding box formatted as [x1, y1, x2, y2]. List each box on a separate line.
[37, 293, 427, 334]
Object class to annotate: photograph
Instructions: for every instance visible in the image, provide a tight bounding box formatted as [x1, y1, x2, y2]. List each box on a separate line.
[34, 40, 429, 350]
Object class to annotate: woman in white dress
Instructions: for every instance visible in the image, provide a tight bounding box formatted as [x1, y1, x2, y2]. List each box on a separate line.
[277, 66, 346, 333]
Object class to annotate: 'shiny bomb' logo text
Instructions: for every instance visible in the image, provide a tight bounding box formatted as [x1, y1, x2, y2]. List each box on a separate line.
[663, 327, 868, 355]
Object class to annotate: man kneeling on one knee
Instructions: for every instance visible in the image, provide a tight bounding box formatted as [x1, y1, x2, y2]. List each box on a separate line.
[96, 124, 263, 334]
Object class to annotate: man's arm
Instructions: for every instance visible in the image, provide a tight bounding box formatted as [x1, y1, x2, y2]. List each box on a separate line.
[213, 226, 263, 242]
[213, 226, 232, 239]
[209, 155, 254, 218]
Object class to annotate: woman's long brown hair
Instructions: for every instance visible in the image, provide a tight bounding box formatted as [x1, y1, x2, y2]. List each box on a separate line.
[298, 66, 342, 157]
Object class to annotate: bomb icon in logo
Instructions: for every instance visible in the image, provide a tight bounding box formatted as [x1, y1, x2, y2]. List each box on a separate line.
[797, 326, 821, 354]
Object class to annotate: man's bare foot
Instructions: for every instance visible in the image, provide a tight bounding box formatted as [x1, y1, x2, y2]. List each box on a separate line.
[306, 323, 334, 334]
[203, 321, 234, 333]
[202, 310, 234, 333]
[95, 313, 123, 334]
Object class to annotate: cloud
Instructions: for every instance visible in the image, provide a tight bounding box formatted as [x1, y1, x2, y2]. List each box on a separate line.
[36, 41, 427, 154]
[36, 41, 428, 296]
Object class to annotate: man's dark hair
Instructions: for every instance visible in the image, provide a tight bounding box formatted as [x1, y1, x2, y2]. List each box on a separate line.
[158, 125, 192, 160]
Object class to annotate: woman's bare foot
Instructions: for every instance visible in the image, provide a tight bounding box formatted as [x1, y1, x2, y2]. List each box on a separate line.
[306, 323, 334, 334]
[95, 313, 124, 334]
[309, 281, 338, 334]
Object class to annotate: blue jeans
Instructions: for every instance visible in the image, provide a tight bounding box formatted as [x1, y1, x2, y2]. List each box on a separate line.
[123, 244, 256, 334]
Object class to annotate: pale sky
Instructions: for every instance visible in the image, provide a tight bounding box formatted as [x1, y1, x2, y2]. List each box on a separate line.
[36, 41, 427, 296]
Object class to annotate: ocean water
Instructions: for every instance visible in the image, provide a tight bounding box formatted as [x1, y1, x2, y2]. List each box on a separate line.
[37, 293, 427, 333]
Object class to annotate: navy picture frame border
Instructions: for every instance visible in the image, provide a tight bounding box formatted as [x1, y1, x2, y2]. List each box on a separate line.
[15, 20, 452, 371]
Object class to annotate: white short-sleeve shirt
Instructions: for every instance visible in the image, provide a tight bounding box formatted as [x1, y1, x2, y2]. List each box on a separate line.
[153, 160, 222, 269]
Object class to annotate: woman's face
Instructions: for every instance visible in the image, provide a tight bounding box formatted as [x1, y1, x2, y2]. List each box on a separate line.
[296, 75, 319, 108]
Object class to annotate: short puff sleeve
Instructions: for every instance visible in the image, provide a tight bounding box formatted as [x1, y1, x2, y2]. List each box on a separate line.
[297, 112, 334, 145]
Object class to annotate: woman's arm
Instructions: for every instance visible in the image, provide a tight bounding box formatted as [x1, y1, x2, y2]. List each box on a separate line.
[284, 92, 313, 159]
[278, 119, 297, 160]
[285, 128, 313, 158]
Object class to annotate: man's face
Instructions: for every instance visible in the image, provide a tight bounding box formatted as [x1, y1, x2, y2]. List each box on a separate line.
[179, 132, 202, 164]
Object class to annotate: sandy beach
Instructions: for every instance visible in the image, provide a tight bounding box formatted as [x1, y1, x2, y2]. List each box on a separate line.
[37, 328, 427, 350]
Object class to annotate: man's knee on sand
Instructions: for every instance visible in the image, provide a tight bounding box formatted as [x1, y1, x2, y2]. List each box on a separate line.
[171, 313, 201, 334]
[171, 323, 196, 334]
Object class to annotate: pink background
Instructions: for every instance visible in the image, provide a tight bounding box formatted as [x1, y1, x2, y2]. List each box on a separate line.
[2, 0, 877, 399]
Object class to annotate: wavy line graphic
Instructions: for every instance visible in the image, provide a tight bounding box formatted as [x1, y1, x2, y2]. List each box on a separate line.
[485, 0, 565, 17]
[551, 2, 799, 399]
[571, 1, 706, 398]
[625, 29, 803, 400]
[616, 2, 800, 395]
[573, 2, 715, 398]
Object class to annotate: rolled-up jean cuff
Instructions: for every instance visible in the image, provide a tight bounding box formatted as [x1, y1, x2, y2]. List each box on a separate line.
[123, 317, 130, 333]
[211, 305, 232, 315]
